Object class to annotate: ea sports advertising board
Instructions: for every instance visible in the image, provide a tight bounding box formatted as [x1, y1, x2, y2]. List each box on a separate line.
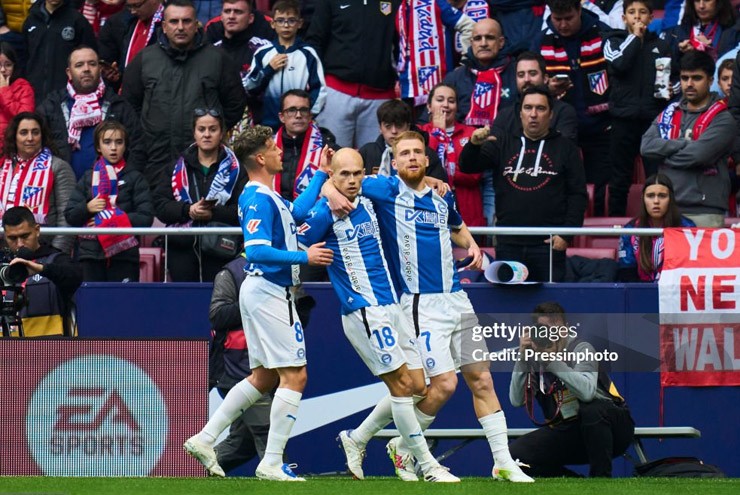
[0, 339, 208, 476]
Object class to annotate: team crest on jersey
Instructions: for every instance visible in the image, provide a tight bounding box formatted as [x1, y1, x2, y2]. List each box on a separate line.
[380, 1, 392, 15]
[426, 357, 436, 369]
[588, 70, 608, 95]
[381, 354, 392, 365]
[246, 219, 261, 234]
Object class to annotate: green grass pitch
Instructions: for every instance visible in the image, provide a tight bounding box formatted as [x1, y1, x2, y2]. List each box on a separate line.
[0, 477, 737, 495]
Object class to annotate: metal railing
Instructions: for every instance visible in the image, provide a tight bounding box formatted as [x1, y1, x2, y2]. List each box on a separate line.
[27, 225, 670, 283]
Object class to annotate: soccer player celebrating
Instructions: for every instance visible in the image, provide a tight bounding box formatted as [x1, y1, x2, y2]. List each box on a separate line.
[297, 148, 460, 482]
[184, 125, 333, 481]
[327, 131, 534, 482]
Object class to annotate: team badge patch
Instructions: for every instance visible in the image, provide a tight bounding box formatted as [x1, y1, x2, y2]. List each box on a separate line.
[380, 1, 392, 15]
[425, 357, 436, 369]
[297, 223, 311, 235]
[246, 219, 261, 234]
[381, 354, 392, 365]
[588, 70, 608, 95]
[473, 81, 494, 108]
[417, 66, 438, 90]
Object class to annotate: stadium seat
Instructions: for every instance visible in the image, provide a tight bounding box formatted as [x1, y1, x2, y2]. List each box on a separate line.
[633, 156, 646, 184]
[141, 217, 166, 248]
[139, 247, 164, 282]
[574, 217, 632, 249]
[585, 183, 594, 218]
[626, 183, 644, 218]
[566, 247, 617, 260]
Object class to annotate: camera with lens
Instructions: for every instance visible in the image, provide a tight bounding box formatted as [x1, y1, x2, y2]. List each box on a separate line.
[531, 332, 554, 350]
[0, 248, 30, 286]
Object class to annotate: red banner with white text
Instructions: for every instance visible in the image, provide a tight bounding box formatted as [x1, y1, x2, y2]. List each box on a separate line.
[658, 228, 740, 387]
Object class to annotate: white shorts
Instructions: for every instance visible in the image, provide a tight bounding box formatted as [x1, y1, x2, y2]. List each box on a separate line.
[239, 276, 306, 369]
[401, 291, 487, 377]
[341, 303, 417, 376]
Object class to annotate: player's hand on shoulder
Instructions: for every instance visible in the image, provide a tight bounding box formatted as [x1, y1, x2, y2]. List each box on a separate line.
[323, 183, 355, 218]
[424, 176, 450, 196]
[306, 241, 333, 266]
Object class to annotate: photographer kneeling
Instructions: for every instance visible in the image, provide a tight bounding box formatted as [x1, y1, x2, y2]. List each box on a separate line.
[509, 302, 634, 477]
[2, 207, 82, 337]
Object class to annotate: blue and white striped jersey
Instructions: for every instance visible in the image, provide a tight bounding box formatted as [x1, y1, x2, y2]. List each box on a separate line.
[238, 172, 326, 287]
[298, 196, 398, 315]
[361, 175, 464, 294]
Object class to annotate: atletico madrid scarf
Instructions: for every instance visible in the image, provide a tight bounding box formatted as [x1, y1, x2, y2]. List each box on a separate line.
[397, 0, 445, 99]
[0, 148, 54, 225]
[274, 123, 323, 199]
[171, 144, 240, 226]
[689, 21, 720, 54]
[66, 78, 107, 150]
[465, 67, 502, 126]
[455, 0, 489, 53]
[125, 3, 164, 67]
[657, 99, 728, 140]
[86, 157, 138, 258]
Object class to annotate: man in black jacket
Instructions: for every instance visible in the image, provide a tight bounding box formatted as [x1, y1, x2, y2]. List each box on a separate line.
[358, 99, 448, 182]
[460, 86, 587, 282]
[38, 46, 145, 181]
[122, 0, 247, 187]
[2, 206, 82, 337]
[22, 0, 97, 101]
[305, 0, 399, 147]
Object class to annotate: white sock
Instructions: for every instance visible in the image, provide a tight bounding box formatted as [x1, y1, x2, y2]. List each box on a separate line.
[480, 410, 514, 465]
[398, 407, 435, 452]
[350, 394, 393, 447]
[390, 396, 436, 471]
[200, 379, 262, 445]
[262, 388, 302, 466]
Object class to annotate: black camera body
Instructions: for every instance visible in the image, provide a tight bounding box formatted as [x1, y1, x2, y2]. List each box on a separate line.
[0, 248, 30, 286]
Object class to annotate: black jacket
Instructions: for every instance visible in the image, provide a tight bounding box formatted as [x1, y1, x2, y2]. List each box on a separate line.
[205, 13, 275, 73]
[305, 0, 400, 90]
[122, 29, 247, 186]
[459, 129, 587, 245]
[37, 86, 147, 174]
[64, 165, 154, 261]
[98, 8, 163, 84]
[22, 0, 97, 101]
[153, 145, 247, 229]
[492, 98, 579, 142]
[358, 133, 449, 182]
[603, 30, 674, 120]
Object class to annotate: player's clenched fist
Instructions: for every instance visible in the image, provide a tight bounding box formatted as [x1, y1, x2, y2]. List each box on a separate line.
[307, 241, 334, 266]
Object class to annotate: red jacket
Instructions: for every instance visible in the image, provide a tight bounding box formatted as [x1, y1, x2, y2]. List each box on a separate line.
[0, 78, 35, 146]
[421, 122, 485, 227]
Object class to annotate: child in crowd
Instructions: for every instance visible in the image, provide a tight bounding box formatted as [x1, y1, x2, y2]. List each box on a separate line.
[64, 121, 153, 282]
[718, 58, 734, 97]
[244, 0, 327, 130]
[603, 0, 673, 216]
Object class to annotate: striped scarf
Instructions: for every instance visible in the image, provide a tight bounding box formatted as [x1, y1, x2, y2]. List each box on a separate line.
[86, 157, 139, 258]
[0, 148, 54, 225]
[66, 78, 107, 150]
[274, 123, 323, 199]
[541, 24, 610, 111]
[171, 145, 241, 225]
[397, 0, 446, 99]
[657, 99, 728, 140]
[125, 3, 164, 66]
[455, 0, 488, 53]
[465, 67, 502, 126]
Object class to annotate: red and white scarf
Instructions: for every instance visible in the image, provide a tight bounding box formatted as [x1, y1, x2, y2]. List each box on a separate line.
[397, 0, 445, 99]
[0, 148, 54, 225]
[67, 78, 107, 150]
[657, 99, 728, 140]
[689, 21, 719, 53]
[274, 123, 323, 199]
[125, 3, 164, 66]
[85, 157, 139, 258]
[465, 67, 502, 126]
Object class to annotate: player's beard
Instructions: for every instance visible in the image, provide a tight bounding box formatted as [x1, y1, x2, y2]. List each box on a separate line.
[398, 164, 426, 187]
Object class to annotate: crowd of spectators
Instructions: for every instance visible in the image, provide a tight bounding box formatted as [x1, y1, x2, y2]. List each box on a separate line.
[0, 0, 738, 285]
